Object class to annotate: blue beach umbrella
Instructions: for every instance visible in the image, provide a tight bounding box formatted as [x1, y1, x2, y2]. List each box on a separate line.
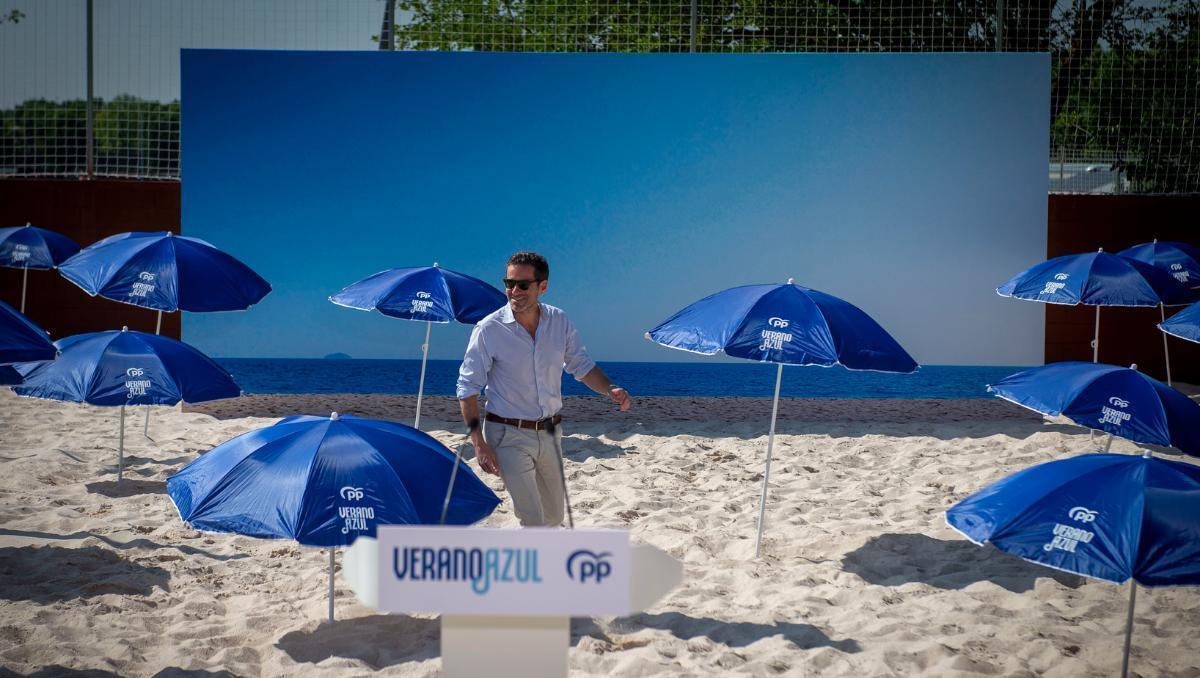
[996, 248, 1194, 372]
[1159, 300, 1200, 344]
[13, 327, 240, 480]
[988, 362, 1200, 456]
[59, 231, 272, 331]
[0, 299, 56, 365]
[167, 412, 500, 621]
[1118, 240, 1200, 385]
[330, 263, 505, 428]
[647, 278, 918, 556]
[0, 223, 81, 312]
[947, 452, 1200, 677]
[1118, 240, 1200, 289]
[59, 230, 269, 435]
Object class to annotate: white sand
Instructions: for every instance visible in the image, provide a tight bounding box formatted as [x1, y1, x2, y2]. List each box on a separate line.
[2, 389, 1198, 676]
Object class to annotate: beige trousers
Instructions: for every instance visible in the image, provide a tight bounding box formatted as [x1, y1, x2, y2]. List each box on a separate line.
[483, 419, 566, 528]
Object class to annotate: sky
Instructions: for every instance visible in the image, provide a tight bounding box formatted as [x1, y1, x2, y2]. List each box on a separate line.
[0, 0, 387, 108]
[181, 50, 1049, 364]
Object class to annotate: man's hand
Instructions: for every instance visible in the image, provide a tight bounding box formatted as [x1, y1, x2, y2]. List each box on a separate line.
[474, 439, 500, 475]
[610, 386, 631, 412]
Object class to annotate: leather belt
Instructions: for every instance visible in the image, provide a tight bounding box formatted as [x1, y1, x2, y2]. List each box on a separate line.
[485, 412, 562, 431]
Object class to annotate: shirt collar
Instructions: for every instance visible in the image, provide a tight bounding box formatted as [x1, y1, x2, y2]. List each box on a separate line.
[498, 303, 517, 324]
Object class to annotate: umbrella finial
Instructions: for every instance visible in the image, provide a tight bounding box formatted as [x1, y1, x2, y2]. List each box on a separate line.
[1130, 363, 1138, 370]
[433, 262, 440, 268]
[787, 277, 795, 285]
[1098, 247, 1104, 252]
[24, 222, 31, 228]
[1142, 449, 1153, 458]
[330, 411, 339, 420]
[121, 325, 129, 332]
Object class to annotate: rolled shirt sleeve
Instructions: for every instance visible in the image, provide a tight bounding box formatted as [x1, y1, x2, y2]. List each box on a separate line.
[562, 316, 596, 380]
[456, 324, 492, 400]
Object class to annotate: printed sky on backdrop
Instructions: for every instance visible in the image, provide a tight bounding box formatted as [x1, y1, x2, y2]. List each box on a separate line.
[182, 50, 1048, 364]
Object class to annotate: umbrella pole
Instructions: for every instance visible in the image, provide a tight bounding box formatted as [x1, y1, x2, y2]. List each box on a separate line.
[414, 320, 431, 429]
[328, 548, 336, 623]
[1093, 306, 1100, 363]
[1160, 304, 1172, 386]
[439, 444, 464, 525]
[144, 310, 163, 436]
[117, 404, 125, 482]
[551, 429, 575, 529]
[20, 266, 28, 313]
[755, 363, 784, 559]
[1121, 580, 1137, 678]
[1103, 433, 1113, 453]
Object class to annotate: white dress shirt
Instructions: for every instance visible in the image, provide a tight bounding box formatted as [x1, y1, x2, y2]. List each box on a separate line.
[456, 302, 596, 420]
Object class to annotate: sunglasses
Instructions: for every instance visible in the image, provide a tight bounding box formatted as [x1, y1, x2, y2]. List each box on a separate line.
[503, 278, 542, 291]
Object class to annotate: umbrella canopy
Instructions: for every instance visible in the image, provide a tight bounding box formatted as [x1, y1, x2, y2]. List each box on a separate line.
[13, 327, 240, 406]
[330, 264, 505, 324]
[646, 280, 919, 372]
[988, 362, 1200, 456]
[12, 327, 239, 481]
[330, 264, 505, 429]
[647, 279, 917, 557]
[1159, 300, 1200, 344]
[1118, 240, 1200, 290]
[0, 366, 22, 385]
[58, 231, 271, 313]
[948, 453, 1200, 586]
[168, 412, 500, 546]
[996, 248, 1193, 308]
[0, 223, 80, 270]
[947, 452, 1200, 676]
[0, 299, 56, 364]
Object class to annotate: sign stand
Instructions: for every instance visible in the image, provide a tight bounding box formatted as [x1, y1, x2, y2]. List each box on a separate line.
[343, 528, 681, 678]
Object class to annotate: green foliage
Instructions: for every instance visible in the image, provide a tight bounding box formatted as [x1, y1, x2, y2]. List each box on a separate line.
[0, 97, 179, 176]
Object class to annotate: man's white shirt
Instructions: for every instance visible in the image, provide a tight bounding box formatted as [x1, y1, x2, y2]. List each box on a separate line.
[456, 303, 596, 420]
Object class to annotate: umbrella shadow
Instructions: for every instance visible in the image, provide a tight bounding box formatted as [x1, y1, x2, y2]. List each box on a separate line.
[610, 612, 861, 652]
[0, 545, 170, 603]
[85, 479, 167, 497]
[0, 668, 118, 678]
[0, 669, 238, 678]
[275, 614, 439, 669]
[0, 528, 247, 562]
[841, 533, 1084, 593]
[562, 437, 628, 461]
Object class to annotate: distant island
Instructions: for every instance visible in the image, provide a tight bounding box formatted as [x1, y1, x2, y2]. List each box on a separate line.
[323, 352, 353, 360]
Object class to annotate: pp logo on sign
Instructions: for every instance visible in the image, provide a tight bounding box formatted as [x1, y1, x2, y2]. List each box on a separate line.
[566, 549, 612, 584]
[340, 486, 364, 501]
[1108, 396, 1129, 408]
[767, 317, 790, 329]
[416, 291, 432, 299]
[126, 367, 145, 377]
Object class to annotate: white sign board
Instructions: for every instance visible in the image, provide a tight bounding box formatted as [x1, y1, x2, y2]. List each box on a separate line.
[375, 526, 631, 616]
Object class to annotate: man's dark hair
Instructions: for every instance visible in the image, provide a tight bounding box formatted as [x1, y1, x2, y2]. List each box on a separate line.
[508, 251, 549, 281]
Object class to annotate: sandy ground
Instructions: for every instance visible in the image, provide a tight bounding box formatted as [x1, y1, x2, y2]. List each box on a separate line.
[1, 390, 1198, 677]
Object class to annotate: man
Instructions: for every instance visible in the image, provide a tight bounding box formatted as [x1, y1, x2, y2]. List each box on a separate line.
[457, 251, 631, 527]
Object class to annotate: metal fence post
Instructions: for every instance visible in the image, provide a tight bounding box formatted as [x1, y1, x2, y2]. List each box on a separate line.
[85, 0, 95, 178]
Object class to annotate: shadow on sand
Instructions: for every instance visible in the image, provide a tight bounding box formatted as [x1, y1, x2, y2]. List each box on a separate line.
[85, 479, 167, 497]
[0, 528, 246, 562]
[276, 614, 439, 669]
[841, 533, 1085, 593]
[0, 545, 170, 603]
[604, 612, 861, 653]
[0, 668, 235, 677]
